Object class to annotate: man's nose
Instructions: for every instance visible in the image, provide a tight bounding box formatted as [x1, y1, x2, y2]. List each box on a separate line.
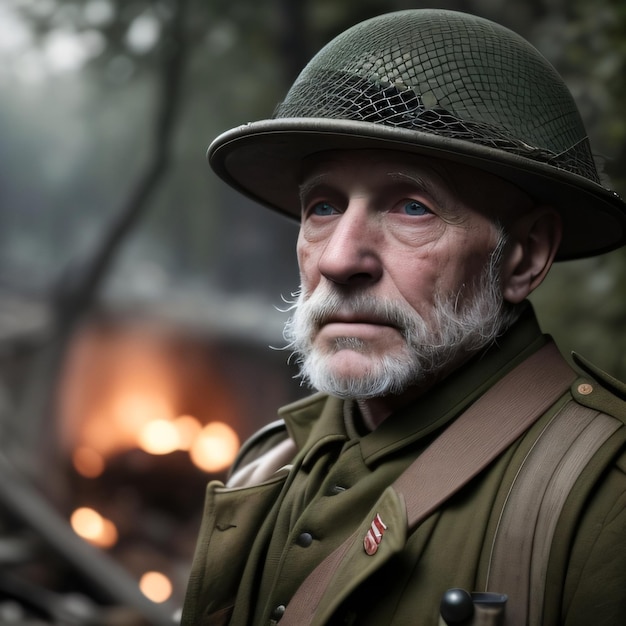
[317, 205, 383, 287]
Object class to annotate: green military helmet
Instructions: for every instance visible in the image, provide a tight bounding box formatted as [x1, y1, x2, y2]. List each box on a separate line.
[208, 9, 626, 260]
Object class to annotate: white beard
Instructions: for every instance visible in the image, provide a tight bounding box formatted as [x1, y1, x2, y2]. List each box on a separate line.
[283, 238, 519, 400]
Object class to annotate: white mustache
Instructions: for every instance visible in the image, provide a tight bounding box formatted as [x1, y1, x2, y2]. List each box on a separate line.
[296, 287, 422, 339]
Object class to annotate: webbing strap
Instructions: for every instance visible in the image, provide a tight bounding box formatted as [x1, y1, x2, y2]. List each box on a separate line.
[281, 342, 576, 626]
[486, 402, 621, 626]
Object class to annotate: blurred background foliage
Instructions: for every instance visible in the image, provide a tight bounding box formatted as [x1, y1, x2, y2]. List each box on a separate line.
[0, 0, 623, 618]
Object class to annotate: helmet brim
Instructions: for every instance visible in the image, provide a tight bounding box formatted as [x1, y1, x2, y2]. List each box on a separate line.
[208, 118, 626, 261]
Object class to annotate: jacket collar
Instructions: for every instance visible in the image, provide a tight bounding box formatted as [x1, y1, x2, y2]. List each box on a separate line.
[280, 303, 547, 467]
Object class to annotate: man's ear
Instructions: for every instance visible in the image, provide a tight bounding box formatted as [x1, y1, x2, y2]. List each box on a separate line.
[501, 206, 562, 304]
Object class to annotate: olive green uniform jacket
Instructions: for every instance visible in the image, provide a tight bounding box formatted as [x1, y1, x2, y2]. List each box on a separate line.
[182, 308, 626, 626]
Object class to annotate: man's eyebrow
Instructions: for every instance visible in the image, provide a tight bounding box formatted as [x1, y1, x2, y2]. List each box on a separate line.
[298, 174, 331, 203]
[388, 170, 459, 216]
[388, 171, 440, 196]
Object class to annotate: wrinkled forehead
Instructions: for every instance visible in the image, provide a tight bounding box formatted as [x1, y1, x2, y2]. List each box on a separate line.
[299, 149, 533, 222]
[300, 149, 453, 185]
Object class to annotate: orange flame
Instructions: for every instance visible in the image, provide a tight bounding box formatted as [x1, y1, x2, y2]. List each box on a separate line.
[59, 322, 242, 473]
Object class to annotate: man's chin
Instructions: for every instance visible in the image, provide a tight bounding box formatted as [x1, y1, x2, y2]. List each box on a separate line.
[300, 348, 417, 399]
[314, 348, 387, 376]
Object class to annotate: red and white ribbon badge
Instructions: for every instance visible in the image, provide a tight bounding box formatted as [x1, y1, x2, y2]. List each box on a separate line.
[363, 513, 387, 556]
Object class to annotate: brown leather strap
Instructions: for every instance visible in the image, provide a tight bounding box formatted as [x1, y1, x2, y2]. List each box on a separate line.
[280, 342, 576, 626]
[486, 403, 621, 626]
[396, 342, 575, 526]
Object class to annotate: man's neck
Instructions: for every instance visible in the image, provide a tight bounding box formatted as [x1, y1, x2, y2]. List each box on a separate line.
[356, 354, 473, 429]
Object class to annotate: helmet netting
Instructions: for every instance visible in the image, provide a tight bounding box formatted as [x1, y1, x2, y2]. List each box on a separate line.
[274, 11, 599, 183]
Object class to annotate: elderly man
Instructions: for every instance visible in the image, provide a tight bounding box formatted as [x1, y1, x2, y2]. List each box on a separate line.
[183, 9, 626, 626]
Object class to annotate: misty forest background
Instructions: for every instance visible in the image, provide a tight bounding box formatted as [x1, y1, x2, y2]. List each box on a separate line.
[0, 0, 624, 618]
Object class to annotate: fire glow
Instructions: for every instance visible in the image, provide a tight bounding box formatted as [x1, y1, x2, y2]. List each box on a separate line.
[70, 507, 118, 548]
[139, 571, 173, 603]
[59, 323, 241, 476]
[58, 321, 245, 608]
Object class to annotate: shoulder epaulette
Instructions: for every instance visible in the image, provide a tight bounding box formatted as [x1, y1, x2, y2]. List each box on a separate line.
[571, 352, 626, 425]
[572, 351, 626, 400]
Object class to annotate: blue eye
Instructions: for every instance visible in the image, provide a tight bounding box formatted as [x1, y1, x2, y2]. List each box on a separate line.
[311, 202, 336, 216]
[403, 200, 430, 216]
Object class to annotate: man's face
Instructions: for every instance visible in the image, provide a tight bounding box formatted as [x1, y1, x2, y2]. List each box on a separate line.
[286, 150, 524, 405]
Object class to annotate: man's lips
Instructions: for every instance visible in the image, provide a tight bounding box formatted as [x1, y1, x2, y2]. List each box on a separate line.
[317, 311, 399, 328]
[316, 314, 401, 339]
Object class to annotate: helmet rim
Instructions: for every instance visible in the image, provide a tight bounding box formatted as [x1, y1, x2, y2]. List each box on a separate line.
[208, 117, 626, 261]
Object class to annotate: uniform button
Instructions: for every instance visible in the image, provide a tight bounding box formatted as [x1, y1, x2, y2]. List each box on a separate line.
[296, 532, 314, 547]
[270, 604, 286, 621]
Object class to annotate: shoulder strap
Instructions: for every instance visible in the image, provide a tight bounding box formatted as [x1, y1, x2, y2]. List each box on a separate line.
[281, 342, 576, 626]
[485, 401, 622, 626]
